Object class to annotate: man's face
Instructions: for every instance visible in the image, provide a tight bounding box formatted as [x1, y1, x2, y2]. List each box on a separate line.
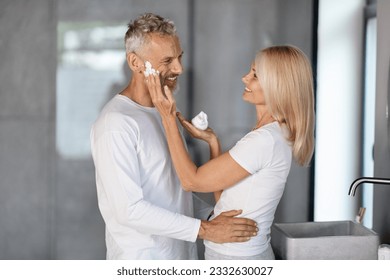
[139, 33, 183, 92]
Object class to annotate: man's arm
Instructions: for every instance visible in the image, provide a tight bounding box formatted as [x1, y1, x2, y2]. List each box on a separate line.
[91, 126, 199, 242]
[91, 122, 257, 243]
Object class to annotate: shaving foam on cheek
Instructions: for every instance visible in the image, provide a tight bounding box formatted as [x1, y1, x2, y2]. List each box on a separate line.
[144, 61, 159, 77]
[191, 111, 208, 130]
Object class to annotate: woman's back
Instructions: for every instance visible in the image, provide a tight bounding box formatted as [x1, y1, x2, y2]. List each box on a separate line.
[204, 121, 292, 257]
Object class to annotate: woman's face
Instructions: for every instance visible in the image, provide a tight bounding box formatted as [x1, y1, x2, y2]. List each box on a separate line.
[241, 62, 266, 105]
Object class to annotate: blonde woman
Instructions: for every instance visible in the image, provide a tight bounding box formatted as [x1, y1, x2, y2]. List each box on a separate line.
[146, 45, 315, 259]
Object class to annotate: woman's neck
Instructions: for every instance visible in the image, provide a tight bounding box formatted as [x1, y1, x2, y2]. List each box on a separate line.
[253, 107, 274, 130]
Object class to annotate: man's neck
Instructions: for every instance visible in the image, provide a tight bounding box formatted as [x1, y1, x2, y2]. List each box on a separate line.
[121, 79, 154, 107]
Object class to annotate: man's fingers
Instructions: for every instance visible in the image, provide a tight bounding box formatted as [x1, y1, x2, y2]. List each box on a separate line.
[231, 224, 258, 232]
[220, 209, 243, 217]
[232, 217, 257, 227]
[230, 225, 258, 240]
[234, 228, 258, 236]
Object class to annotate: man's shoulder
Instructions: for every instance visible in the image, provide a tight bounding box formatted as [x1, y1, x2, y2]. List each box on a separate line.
[98, 95, 135, 121]
[92, 99, 139, 137]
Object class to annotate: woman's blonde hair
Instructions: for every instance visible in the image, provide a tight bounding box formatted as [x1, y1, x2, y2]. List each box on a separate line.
[255, 45, 315, 166]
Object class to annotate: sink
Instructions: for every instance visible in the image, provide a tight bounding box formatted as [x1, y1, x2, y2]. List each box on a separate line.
[271, 221, 379, 260]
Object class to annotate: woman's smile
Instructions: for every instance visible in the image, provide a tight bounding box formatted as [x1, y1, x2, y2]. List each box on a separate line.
[244, 87, 252, 92]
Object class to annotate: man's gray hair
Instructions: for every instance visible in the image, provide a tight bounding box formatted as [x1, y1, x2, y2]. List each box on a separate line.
[125, 13, 177, 54]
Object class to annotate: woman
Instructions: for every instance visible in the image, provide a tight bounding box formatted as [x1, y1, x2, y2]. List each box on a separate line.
[146, 45, 315, 259]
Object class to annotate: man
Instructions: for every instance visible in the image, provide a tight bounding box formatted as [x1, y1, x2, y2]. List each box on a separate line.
[90, 13, 257, 260]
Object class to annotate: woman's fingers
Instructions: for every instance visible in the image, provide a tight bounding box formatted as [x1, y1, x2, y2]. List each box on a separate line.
[177, 113, 190, 128]
[176, 112, 186, 123]
[177, 114, 197, 135]
[146, 73, 161, 102]
[164, 85, 174, 103]
[177, 112, 206, 138]
[146, 73, 162, 103]
[145, 72, 177, 116]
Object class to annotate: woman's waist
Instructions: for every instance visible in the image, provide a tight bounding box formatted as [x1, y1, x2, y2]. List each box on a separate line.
[204, 233, 271, 256]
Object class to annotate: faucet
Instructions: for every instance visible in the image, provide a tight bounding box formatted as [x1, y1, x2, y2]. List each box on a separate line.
[349, 177, 390, 196]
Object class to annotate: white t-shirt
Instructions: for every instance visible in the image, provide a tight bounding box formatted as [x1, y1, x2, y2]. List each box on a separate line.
[90, 94, 200, 260]
[204, 122, 292, 256]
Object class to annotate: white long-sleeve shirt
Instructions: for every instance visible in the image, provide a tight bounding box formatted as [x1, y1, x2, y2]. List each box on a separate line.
[90, 94, 200, 259]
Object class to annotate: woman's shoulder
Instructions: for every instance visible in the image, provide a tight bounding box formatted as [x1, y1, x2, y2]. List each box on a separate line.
[247, 122, 279, 139]
[254, 122, 288, 140]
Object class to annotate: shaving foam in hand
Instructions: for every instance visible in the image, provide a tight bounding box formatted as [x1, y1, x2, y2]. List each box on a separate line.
[191, 111, 208, 130]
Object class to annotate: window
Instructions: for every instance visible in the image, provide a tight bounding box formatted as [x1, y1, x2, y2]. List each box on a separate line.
[361, 3, 377, 228]
[56, 22, 128, 159]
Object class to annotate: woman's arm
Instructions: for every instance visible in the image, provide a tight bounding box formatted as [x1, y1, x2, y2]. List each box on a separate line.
[146, 75, 250, 193]
[177, 112, 223, 201]
[208, 135, 223, 201]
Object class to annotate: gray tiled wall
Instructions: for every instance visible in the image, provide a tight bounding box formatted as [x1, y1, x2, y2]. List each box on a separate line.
[0, 0, 56, 259]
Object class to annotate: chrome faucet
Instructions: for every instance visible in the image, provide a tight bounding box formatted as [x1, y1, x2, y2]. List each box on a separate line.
[349, 177, 390, 196]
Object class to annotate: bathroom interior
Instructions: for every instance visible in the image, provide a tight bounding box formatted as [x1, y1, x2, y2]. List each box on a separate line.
[0, 0, 389, 260]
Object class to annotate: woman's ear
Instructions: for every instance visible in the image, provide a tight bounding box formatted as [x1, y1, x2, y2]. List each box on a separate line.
[126, 53, 143, 73]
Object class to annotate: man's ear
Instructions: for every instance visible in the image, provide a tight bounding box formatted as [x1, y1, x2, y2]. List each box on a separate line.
[126, 52, 143, 73]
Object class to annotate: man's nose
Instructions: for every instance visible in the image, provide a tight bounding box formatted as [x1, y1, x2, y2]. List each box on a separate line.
[171, 59, 183, 75]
